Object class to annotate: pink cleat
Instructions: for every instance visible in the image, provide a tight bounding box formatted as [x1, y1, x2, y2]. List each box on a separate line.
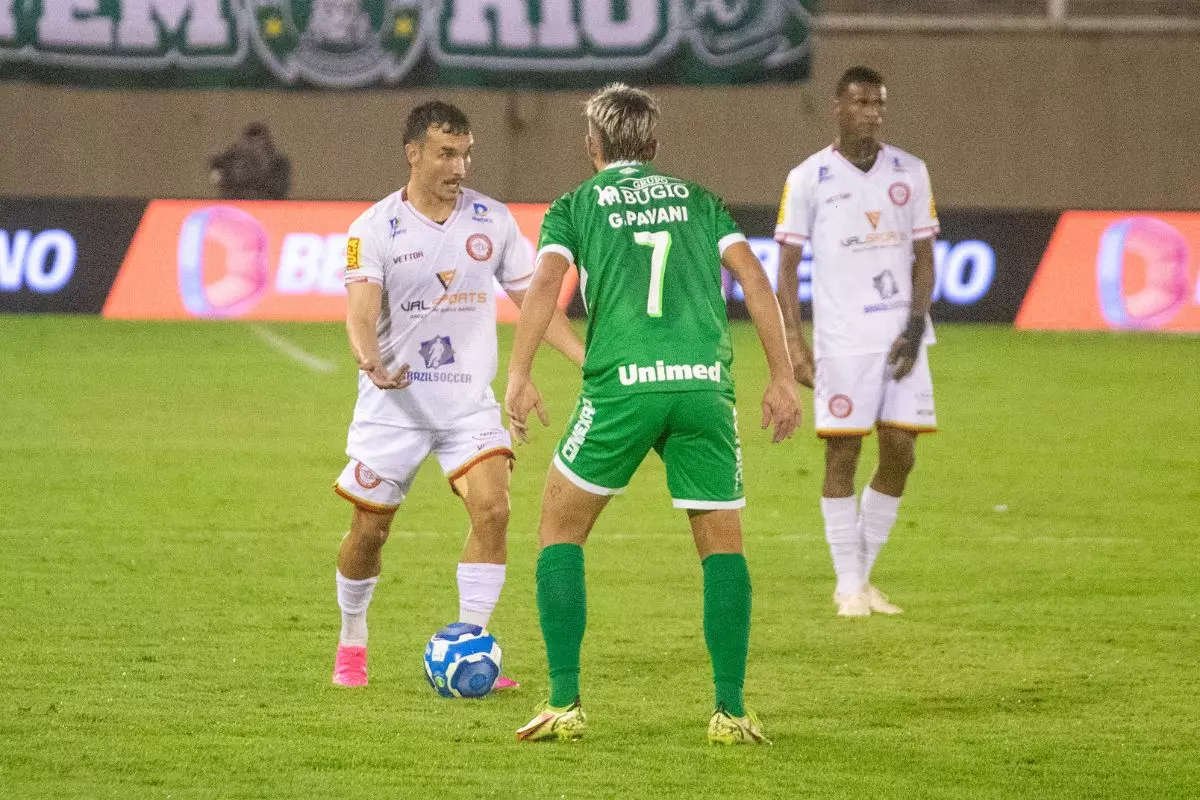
[332, 644, 368, 687]
[492, 676, 520, 693]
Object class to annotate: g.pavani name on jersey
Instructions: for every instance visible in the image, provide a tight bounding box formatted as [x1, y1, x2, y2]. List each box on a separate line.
[618, 360, 723, 387]
[596, 176, 691, 229]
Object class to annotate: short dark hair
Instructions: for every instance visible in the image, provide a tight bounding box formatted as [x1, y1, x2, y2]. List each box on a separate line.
[243, 122, 269, 137]
[836, 66, 885, 97]
[402, 101, 471, 146]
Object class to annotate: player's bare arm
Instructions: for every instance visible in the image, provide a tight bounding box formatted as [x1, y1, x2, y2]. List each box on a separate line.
[722, 240, 801, 443]
[506, 288, 585, 367]
[887, 237, 935, 381]
[345, 279, 411, 390]
[776, 242, 815, 388]
[503, 252, 569, 442]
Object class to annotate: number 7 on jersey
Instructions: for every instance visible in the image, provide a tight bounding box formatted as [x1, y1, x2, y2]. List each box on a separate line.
[634, 230, 671, 318]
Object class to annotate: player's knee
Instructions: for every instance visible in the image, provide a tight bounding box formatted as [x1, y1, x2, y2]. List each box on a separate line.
[351, 510, 393, 548]
[825, 438, 861, 475]
[470, 494, 510, 533]
[882, 441, 916, 476]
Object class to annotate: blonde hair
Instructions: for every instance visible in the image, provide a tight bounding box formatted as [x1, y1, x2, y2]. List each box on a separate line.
[584, 83, 660, 162]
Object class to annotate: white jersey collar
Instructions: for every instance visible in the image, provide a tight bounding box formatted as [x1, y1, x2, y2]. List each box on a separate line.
[601, 160, 645, 172]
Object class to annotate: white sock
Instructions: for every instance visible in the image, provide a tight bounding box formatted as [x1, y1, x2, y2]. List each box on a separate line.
[336, 570, 378, 647]
[821, 496, 863, 596]
[457, 562, 506, 628]
[860, 487, 902, 585]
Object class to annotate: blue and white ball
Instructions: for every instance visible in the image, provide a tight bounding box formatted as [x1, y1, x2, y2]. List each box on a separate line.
[423, 622, 502, 698]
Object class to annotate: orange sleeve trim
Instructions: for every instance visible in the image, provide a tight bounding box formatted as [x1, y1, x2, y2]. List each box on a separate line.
[877, 421, 938, 434]
[332, 482, 400, 514]
[447, 447, 515, 489]
[816, 428, 874, 439]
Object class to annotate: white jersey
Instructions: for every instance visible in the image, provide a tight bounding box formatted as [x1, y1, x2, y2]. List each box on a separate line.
[775, 143, 939, 359]
[344, 187, 533, 428]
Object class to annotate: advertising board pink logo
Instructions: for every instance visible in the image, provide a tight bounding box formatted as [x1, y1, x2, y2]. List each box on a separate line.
[178, 206, 270, 318]
[1096, 216, 1192, 330]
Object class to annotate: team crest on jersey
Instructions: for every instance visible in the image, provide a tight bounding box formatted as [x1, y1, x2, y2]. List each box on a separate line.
[354, 462, 382, 489]
[249, 0, 423, 88]
[465, 233, 493, 262]
[419, 336, 455, 369]
[866, 211, 882, 231]
[818, 166, 832, 183]
[888, 182, 911, 206]
[829, 394, 854, 420]
[436, 270, 456, 290]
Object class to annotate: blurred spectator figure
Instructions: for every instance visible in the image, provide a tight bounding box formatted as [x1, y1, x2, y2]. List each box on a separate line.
[209, 123, 292, 200]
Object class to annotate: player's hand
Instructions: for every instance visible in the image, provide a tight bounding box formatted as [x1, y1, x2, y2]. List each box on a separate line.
[761, 376, 801, 444]
[361, 360, 411, 390]
[504, 374, 549, 444]
[887, 336, 920, 381]
[789, 339, 815, 389]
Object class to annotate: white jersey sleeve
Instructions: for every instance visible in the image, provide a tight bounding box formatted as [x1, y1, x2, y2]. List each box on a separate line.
[910, 161, 940, 241]
[344, 209, 385, 285]
[494, 208, 534, 292]
[774, 163, 815, 246]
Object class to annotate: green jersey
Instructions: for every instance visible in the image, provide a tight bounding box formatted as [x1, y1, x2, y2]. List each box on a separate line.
[539, 161, 744, 398]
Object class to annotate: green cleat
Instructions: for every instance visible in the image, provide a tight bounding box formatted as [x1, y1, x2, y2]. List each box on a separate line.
[707, 705, 772, 745]
[515, 699, 587, 742]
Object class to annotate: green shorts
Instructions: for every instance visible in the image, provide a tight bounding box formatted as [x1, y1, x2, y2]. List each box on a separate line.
[552, 391, 745, 510]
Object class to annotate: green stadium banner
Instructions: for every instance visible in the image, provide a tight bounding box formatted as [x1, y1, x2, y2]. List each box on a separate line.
[0, 0, 815, 89]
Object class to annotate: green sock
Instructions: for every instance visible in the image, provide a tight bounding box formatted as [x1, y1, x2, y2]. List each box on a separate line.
[537, 543, 586, 709]
[702, 552, 752, 718]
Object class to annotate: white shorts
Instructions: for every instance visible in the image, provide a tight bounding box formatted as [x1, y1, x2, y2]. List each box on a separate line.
[814, 348, 937, 437]
[333, 408, 513, 512]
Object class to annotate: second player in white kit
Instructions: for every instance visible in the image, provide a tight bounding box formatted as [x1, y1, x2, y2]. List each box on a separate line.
[775, 66, 939, 618]
[329, 102, 583, 688]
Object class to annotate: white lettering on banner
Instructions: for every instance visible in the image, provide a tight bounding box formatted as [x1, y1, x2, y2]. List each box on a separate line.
[436, 0, 679, 70]
[446, 0, 535, 49]
[582, 0, 659, 49]
[933, 240, 996, 305]
[536, 0, 579, 50]
[117, 0, 229, 49]
[38, 0, 114, 48]
[730, 237, 996, 307]
[3, 2, 811, 90]
[0, 2, 15, 39]
[276, 233, 348, 295]
[0, 229, 77, 293]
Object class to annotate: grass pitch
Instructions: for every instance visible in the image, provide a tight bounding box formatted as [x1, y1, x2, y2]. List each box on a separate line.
[0, 317, 1197, 799]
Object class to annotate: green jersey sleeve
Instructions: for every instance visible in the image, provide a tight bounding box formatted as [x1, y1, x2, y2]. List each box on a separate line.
[537, 193, 578, 262]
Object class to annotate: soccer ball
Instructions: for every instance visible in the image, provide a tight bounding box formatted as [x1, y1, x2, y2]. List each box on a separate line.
[423, 622, 502, 698]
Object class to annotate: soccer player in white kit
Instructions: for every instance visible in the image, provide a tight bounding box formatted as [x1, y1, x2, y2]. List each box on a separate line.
[775, 67, 939, 618]
[331, 102, 584, 686]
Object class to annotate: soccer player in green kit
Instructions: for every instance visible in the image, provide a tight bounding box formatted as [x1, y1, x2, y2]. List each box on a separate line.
[505, 84, 801, 745]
